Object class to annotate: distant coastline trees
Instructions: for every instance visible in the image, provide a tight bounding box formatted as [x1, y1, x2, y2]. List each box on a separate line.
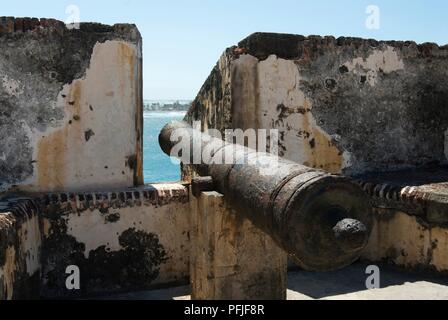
[143, 100, 191, 112]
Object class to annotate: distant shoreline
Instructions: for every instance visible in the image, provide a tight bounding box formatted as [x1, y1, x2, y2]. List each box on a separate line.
[143, 110, 188, 114]
[143, 99, 191, 112]
[143, 110, 187, 114]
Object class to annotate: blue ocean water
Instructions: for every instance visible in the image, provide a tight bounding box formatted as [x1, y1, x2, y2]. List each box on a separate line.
[143, 111, 186, 183]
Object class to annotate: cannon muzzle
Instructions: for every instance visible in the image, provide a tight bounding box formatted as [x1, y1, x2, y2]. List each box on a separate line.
[159, 121, 373, 271]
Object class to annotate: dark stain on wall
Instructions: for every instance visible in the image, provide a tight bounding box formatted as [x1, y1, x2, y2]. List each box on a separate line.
[125, 154, 137, 170]
[295, 39, 448, 175]
[87, 229, 167, 291]
[0, 185, 187, 299]
[41, 218, 168, 298]
[238, 32, 306, 61]
[84, 129, 95, 142]
[104, 212, 120, 223]
[36, 186, 185, 298]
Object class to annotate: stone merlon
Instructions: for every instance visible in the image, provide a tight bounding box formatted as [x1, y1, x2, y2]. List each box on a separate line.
[0, 17, 143, 194]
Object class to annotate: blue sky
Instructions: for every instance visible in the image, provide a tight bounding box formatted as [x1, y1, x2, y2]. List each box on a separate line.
[3, 0, 448, 99]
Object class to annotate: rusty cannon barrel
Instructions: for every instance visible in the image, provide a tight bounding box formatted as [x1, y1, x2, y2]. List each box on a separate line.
[159, 121, 373, 272]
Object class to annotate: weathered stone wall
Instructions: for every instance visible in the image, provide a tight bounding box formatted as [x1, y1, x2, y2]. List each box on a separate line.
[186, 32, 448, 176]
[0, 17, 191, 300]
[0, 17, 143, 194]
[0, 183, 190, 299]
[357, 168, 448, 273]
[186, 32, 448, 273]
[190, 191, 287, 300]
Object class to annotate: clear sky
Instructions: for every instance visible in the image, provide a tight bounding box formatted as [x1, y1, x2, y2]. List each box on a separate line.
[3, 0, 448, 100]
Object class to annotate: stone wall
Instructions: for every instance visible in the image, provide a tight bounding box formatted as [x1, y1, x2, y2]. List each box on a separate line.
[190, 191, 287, 300]
[0, 183, 190, 299]
[186, 32, 448, 274]
[0, 17, 143, 194]
[186, 32, 448, 176]
[0, 17, 193, 300]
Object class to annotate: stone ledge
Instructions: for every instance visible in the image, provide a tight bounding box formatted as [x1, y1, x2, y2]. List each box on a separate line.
[0, 17, 65, 34]
[356, 166, 448, 225]
[0, 183, 190, 299]
[0, 183, 189, 216]
[0, 17, 140, 40]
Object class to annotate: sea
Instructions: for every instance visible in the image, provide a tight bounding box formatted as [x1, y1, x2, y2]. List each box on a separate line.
[143, 110, 186, 183]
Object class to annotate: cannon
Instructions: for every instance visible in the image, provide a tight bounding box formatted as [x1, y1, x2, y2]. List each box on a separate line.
[159, 121, 373, 272]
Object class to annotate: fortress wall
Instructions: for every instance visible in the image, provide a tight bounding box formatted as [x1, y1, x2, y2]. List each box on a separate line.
[362, 208, 448, 274]
[0, 18, 192, 299]
[186, 32, 448, 272]
[0, 18, 144, 194]
[186, 33, 448, 176]
[0, 183, 190, 299]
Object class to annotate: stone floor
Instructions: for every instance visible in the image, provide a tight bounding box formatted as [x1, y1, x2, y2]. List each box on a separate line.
[102, 262, 448, 300]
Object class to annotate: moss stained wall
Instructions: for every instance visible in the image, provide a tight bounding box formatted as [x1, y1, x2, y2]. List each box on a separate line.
[0, 183, 190, 299]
